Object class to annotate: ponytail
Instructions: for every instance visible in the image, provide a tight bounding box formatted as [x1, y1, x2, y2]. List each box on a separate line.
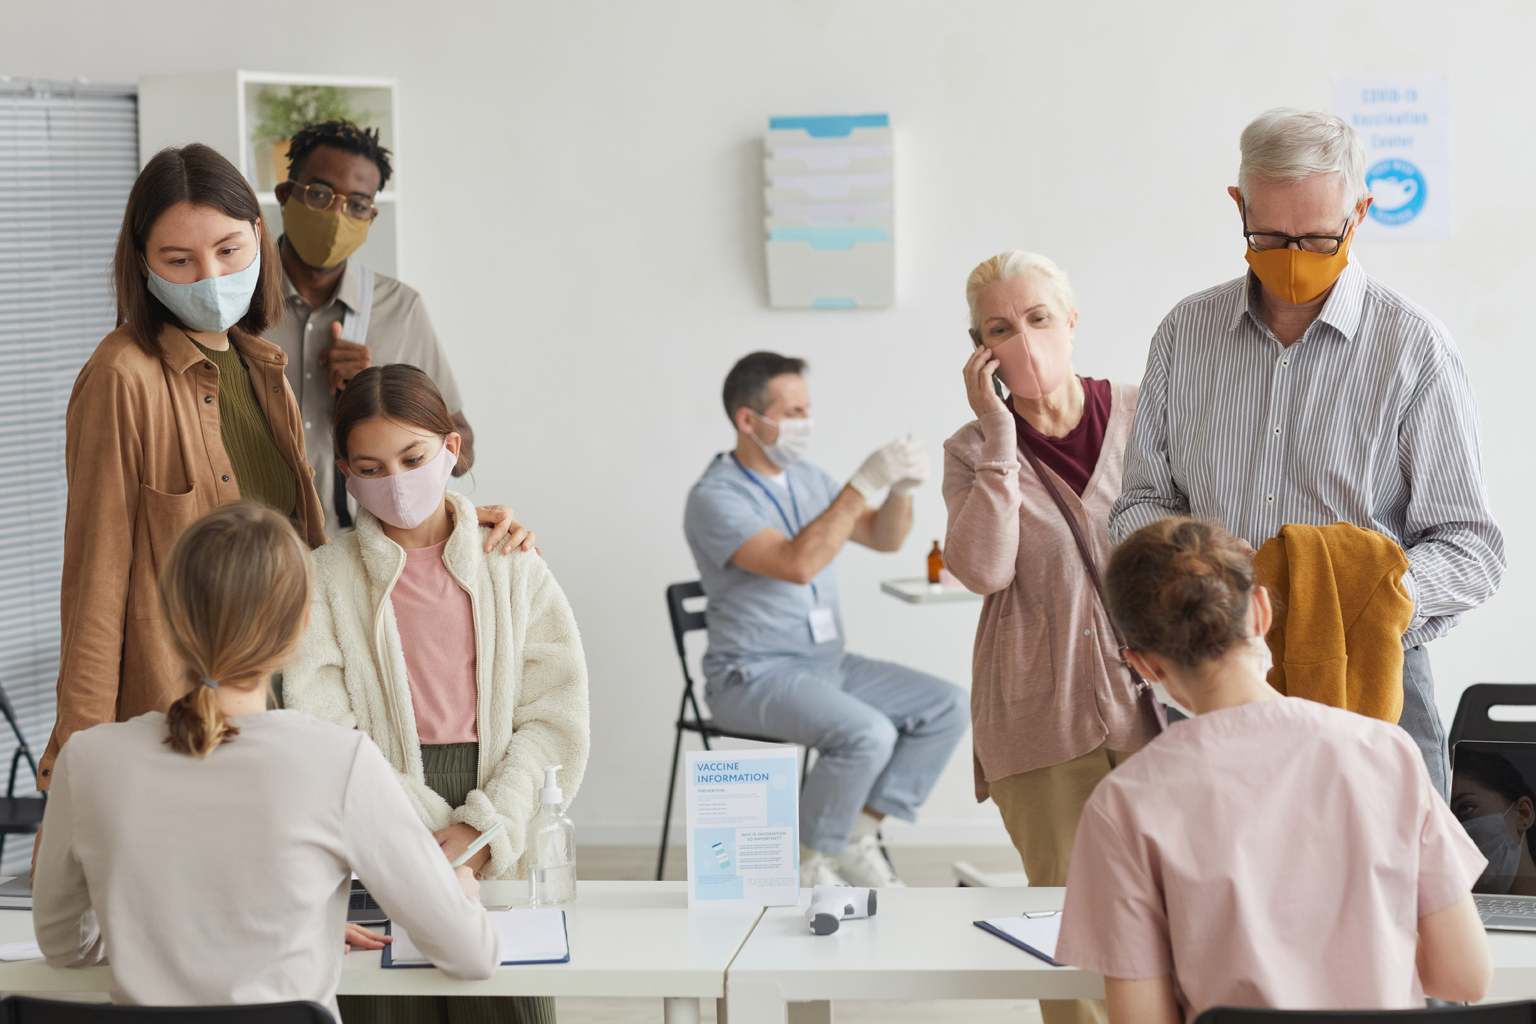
[165, 679, 236, 759]
[157, 501, 312, 758]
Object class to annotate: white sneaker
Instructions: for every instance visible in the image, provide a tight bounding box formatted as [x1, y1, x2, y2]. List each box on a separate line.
[835, 833, 907, 888]
[801, 849, 851, 887]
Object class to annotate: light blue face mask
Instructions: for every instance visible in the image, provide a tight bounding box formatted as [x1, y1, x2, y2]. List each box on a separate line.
[145, 249, 261, 334]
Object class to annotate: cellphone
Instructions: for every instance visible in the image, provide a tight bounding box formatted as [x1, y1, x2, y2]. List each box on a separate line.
[969, 329, 1006, 399]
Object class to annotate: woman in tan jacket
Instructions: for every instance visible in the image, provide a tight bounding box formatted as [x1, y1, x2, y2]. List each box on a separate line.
[941, 251, 1158, 1024]
[42, 145, 533, 792]
[42, 144, 326, 789]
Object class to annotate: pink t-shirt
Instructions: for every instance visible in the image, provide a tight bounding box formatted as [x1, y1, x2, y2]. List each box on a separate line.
[1055, 697, 1484, 1020]
[390, 539, 478, 745]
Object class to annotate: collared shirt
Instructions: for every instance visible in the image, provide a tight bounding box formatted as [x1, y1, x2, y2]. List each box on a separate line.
[1109, 258, 1505, 648]
[683, 454, 845, 684]
[269, 259, 465, 538]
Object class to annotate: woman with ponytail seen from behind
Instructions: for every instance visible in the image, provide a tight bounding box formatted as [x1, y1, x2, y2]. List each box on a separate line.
[32, 502, 499, 1016]
[1053, 517, 1493, 1024]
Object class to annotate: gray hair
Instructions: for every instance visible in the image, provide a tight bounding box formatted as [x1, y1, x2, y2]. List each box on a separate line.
[1237, 108, 1368, 216]
[965, 251, 1077, 330]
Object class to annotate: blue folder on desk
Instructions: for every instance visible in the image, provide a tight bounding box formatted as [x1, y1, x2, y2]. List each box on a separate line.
[975, 912, 1064, 967]
[382, 909, 569, 967]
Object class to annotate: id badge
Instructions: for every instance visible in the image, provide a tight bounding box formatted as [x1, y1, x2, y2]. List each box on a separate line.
[808, 607, 839, 644]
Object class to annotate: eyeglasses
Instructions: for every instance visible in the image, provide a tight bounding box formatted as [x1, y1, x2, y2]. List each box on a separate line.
[1242, 212, 1351, 255]
[286, 181, 375, 220]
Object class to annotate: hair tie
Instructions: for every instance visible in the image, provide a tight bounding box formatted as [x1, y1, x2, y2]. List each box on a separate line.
[199, 677, 219, 690]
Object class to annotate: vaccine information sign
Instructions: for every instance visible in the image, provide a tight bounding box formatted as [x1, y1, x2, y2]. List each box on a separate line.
[684, 746, 800, 908]
[1332, 74, 1452, 241]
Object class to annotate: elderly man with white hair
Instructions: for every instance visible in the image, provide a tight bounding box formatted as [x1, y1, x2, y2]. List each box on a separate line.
[1109, 108, 1505, 797]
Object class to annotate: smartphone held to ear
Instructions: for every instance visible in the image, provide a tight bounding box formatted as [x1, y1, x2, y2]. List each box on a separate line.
[969, 328, 1006, 400]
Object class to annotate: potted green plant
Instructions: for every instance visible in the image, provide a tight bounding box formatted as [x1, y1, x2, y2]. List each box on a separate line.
[253, 85, 374, 188]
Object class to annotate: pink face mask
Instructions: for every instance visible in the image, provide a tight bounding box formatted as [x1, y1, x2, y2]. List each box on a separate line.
[990, 326, 1073, 400]
[344, 439, 457, 530]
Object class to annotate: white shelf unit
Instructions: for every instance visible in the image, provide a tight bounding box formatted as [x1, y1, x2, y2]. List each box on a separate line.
[137, 70, 402, 279]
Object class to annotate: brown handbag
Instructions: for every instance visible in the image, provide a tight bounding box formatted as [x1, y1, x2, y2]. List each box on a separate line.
[1015, 435, 1168, 734]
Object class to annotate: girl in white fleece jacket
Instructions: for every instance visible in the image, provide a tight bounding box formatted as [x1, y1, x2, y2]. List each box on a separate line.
[284, 364, 588, 1024]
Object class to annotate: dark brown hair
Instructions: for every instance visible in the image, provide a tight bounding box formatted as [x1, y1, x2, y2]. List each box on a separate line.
[333, 364, 469, 477]
[1105, 518, 1256, 670]
[158, 501, 312, 758]
[722, 351, 807, 424]
[113, 144, 284, 355]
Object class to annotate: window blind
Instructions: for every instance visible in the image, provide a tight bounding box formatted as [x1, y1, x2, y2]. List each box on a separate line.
[0, 83, 137, 873]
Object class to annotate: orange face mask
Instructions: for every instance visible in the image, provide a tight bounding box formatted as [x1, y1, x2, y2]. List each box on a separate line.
[1244, 226, 1355, 305]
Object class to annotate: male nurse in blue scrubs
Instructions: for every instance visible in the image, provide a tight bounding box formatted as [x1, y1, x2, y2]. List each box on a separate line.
[683, 351, 967, 888]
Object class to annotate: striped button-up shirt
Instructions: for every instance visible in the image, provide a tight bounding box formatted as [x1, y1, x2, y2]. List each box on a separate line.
[1109, 258, 1505, 648]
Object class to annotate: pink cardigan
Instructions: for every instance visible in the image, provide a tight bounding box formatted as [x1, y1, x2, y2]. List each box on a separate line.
[941, 381, 1155, 799]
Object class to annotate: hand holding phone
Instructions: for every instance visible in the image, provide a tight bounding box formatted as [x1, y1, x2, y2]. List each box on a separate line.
[964, 331, 1009, 419]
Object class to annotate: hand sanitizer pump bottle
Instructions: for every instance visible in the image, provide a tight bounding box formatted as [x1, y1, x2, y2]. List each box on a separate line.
[529, 765, 577, 907]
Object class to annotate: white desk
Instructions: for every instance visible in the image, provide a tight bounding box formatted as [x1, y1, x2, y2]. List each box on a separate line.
[0, 880, 762, 1024]
[878, 577, 981, 605]
[725, 886, 1098, 1024]
[725, 886, 1536, 1024]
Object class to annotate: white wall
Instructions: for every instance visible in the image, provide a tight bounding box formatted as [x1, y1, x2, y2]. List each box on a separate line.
[7, 0, 1533, 847]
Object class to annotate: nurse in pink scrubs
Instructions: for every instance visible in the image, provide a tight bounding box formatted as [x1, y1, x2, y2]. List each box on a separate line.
[1054, 517, 1493, 1023]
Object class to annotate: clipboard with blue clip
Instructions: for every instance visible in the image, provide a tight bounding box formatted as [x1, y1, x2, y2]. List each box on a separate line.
[974, 911, 1065, 967]
[382, 909, 570, 967]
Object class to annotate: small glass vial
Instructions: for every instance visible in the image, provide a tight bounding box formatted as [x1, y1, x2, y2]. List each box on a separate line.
[528, 765, 577, 907]
[927, 541, 944, 584]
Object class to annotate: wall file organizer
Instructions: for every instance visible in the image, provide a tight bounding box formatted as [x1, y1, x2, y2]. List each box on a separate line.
[764, 113, 893, 309]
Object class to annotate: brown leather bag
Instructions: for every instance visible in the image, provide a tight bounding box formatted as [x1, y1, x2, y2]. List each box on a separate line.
[1016, 436, 1168, 734]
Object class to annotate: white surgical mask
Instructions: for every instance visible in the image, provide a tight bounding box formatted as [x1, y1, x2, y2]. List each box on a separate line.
[1464, 804, 1524, 894]
[749, 412, 813, 468]
[145, 250, 261, 334]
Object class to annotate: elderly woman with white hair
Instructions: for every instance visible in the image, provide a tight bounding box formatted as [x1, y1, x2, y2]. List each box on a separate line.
[941, 250, 1160, 1024]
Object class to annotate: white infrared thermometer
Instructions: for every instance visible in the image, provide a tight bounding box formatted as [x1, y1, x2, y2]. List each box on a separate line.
[804, 884, 878, 935]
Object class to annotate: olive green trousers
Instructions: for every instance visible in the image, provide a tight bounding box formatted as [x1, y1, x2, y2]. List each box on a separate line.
[338, 743, 555, 1024]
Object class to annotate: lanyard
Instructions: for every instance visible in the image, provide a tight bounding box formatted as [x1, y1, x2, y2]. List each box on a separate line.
[731, 453, 818, 601]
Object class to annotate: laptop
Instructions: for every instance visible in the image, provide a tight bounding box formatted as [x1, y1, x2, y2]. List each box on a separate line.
[1452, 740, 1536, 931]
[348, 880, 388, 924]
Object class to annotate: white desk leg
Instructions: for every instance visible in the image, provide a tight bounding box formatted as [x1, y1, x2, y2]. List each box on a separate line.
[788, 1002, 832, 1024]
[726, 979, 788, 1024]
[664, 997, 701, 1024]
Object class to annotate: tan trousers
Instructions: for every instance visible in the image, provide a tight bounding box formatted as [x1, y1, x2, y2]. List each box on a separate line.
[989, 746, 1131, 1024]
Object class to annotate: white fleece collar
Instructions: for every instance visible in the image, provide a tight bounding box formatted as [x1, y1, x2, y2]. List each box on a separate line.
[353, 491, 482, 589]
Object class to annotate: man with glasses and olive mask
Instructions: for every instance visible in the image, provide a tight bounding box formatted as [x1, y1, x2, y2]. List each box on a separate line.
[271, 119, 478, 537]
[1110, 108, 1505, 799]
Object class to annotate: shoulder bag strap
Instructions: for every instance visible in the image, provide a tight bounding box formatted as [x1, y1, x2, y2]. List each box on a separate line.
[1015, 430, 1167, 733]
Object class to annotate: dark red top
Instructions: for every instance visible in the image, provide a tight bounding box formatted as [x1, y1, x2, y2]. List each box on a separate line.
[1011, 376, 1111, 497]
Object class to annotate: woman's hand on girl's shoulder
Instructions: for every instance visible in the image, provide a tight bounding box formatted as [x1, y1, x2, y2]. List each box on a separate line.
[475, 505, 539, 556]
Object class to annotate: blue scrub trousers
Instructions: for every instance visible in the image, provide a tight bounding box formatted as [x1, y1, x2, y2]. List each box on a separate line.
[705, 653, 967, 854]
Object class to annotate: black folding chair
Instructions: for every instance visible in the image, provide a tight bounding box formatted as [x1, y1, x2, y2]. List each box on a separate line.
[1450, 683, 1536, 748]
[657, 582, 809, 881]
[0, 997, 335, 1024]
[1194, 1003, 1536, 1024]
[0, 678, 44, 863]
